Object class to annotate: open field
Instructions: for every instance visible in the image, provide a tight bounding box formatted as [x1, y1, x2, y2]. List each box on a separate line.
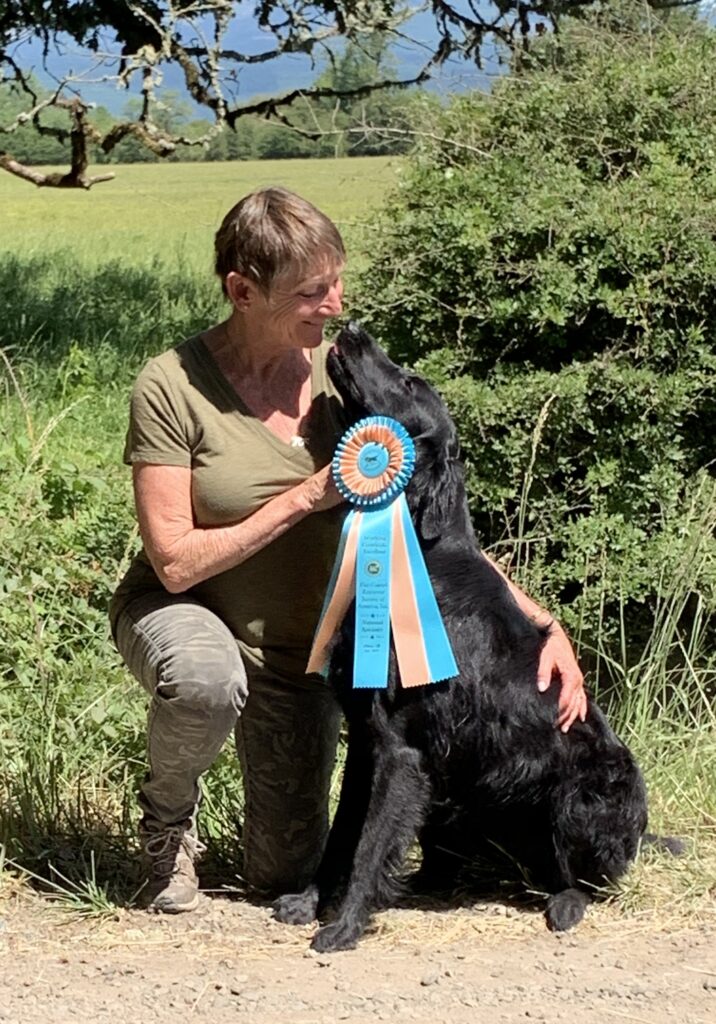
[0, 157, 400, 269]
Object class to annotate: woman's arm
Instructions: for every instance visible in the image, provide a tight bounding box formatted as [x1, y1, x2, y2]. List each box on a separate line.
[481, 551, 587, 732]
[133, 462, 343, 594]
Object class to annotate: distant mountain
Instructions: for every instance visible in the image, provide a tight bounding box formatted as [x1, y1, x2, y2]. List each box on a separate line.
[17, 9, 495, 117]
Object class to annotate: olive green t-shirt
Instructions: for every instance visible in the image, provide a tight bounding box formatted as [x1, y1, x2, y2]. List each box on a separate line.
[110, 334, 347, 682]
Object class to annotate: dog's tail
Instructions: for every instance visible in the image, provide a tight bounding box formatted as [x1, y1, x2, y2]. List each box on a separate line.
[641, 832, 687, 856]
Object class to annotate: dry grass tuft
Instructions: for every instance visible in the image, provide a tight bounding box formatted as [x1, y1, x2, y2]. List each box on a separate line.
[2, 828, 714, 959]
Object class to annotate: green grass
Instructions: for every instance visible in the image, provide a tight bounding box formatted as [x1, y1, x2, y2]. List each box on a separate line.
[1, 155, 714, 922]
[0, 157, 400, 269]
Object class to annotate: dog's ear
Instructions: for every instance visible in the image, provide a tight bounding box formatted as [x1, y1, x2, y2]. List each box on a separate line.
[414, 438, 462, 542]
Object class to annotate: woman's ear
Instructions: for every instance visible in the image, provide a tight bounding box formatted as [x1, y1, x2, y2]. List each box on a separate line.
[225, 271, 256, 311]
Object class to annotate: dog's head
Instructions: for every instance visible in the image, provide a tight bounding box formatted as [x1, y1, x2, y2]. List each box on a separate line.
[328, 322, 466, 542]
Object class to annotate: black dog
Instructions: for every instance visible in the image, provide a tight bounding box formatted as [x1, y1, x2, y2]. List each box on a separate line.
[275, 322, 649, 952]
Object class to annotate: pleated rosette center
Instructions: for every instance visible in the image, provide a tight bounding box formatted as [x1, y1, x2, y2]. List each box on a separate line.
[332, 416, 415, 507]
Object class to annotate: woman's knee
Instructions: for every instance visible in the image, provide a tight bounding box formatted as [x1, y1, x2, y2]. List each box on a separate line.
[156, 641, 247, 716]
[116, 594, 248, 716]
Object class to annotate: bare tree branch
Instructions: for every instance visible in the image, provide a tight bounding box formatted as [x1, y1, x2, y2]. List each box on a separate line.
[0, 1, 700, 188]
[1, 98, 115, 188]
[0, 152, 115, 188]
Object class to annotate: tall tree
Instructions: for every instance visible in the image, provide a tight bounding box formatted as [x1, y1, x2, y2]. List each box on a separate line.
[0, 1, 691, 188]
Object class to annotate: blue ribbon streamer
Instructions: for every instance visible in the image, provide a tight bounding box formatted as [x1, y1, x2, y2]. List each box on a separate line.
[354, 502, 394, 688]
[396, 494, 458, 683]
[309, 415, 459, 689]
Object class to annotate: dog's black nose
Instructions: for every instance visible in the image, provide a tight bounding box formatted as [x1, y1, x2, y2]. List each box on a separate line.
[339, 320, 365, 344]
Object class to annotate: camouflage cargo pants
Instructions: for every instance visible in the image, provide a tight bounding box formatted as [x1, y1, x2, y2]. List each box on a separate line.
[113, 592, 341, 893]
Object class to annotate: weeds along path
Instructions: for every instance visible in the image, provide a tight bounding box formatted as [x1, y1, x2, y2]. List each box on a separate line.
[0, 888, 715, 1024]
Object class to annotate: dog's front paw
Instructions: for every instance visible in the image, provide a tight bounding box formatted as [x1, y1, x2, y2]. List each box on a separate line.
[273, 886, 319, 925]
[311, 916, 363, 953]
[545, 888, 589, 932]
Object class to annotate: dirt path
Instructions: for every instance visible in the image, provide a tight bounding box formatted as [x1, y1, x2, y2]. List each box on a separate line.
[1, 891, 714, 1024]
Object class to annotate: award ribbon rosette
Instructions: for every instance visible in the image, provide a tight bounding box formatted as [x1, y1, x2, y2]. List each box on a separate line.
[307, 416, 459, 689]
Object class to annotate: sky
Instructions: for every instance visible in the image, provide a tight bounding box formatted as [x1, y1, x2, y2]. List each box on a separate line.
[11, 3, 500, 118]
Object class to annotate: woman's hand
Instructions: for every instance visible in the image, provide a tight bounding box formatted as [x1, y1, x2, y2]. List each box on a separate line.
[478, 551, 587, 733]
[537, 621, 587, 732]
[300, 464, 346, 514]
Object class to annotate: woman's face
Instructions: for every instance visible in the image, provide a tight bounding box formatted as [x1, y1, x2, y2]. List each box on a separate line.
[266, 264, 345, 349]
[229, 261, 344, 350]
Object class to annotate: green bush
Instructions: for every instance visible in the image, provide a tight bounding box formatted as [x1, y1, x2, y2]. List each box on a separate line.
[355, 3, 716, 687]
[0, 256, 236, 892]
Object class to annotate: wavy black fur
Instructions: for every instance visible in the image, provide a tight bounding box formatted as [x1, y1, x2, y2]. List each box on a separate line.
[274, 322, 649, 952]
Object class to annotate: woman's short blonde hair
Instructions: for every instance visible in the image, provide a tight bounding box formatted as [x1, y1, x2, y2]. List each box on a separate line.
[214, 186, 345, 297]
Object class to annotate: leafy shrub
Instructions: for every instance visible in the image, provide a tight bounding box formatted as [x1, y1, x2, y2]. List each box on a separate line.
[355, 3, 716, 685]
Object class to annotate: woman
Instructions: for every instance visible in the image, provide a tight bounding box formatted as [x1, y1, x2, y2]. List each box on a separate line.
[110, 187, 586, 914]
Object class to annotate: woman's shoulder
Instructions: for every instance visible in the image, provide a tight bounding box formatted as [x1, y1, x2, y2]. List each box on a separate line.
[132, 335, 204, 394]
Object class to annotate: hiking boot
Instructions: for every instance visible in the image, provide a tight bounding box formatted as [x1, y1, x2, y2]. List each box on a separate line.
[140, 822, 206, 913]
